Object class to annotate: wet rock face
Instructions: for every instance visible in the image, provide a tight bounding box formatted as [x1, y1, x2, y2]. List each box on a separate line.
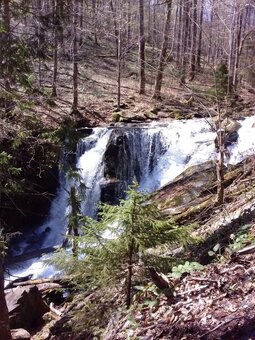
[100, 180, 126, 205]
[103, 129, 128, 179]
[103, 127, 167, 183]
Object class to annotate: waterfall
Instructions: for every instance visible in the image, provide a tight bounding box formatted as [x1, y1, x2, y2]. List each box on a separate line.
[6, 116, 255, 281]
[76, 128, 111, 217]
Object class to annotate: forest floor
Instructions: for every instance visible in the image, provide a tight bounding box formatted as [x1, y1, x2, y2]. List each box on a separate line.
[1, 40, 255, 138]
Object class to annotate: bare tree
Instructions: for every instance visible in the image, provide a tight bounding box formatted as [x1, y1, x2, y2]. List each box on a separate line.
[139, 0, 146, 94]
[71, 0, 79, 114]
[153, 0, 172, 100]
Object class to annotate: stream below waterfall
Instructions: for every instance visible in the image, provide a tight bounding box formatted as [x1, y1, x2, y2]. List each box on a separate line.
[5, 116, 255, 284]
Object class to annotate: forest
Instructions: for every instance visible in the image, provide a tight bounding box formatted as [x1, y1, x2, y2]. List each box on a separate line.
[1, 0, 255, 339]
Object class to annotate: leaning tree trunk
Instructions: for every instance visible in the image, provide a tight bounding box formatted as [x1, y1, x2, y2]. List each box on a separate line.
[139, 0, 146, 94]
[153, 0, 172, 100]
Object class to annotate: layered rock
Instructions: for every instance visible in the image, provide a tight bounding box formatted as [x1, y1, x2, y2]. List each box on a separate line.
[6, 285, 49, 330]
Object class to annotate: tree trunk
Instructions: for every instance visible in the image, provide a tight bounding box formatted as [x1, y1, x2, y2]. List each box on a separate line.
[139, 0, 146, 94]
[0, 256, 11, 340]
[109, 0, 119, 58]
[3, 0, 11, 90]
[153, 0, 172, 100]
[216, 110, 224, 205]
[216, 148, 225, 205]
[190, 0, 198, 80]
[51, 0, 59, 97]
[70, 187, 79, 257]
[228, 2, 237, 93]
[126, 240, 134, 308]
[233, 11, 244, 89]
[79, 0, 84, 46]
[71, 0, 79, 114]
[180, 0, 190, 85]
[117, 24, 121, 111]
[196, 0, 204, 70]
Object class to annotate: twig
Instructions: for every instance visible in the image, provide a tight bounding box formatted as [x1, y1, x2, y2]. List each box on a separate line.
[187, 277, 218, 284]
[199, 316, 242, 338]
[220, 264, 246, 274]
[176, 284, 209, 296]
[237, 244, 255, 256]
[50, 302, 62, 317]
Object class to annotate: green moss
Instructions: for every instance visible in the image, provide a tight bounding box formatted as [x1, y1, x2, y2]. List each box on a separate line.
[111, 111, 123, 122]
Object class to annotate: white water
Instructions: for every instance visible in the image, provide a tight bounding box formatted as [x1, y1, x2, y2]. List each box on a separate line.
[6, 116, 255, 284]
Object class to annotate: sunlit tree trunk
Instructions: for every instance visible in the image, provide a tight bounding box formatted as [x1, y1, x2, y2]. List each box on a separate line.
[139, 0, 146, 94]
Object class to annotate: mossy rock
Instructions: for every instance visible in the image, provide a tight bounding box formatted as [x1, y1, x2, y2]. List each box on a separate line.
[111, 111, 123, 122]
[144, 111, 158, 120]
[119, 113, 146, 123]
[150, 107, 160, 114]
[158, 111, 171, 118]
[172, 109, 185, 119]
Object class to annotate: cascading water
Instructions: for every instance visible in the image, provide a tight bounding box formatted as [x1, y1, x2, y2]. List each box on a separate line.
[76, 128, 112, 217]
[6, 116, 255, 282]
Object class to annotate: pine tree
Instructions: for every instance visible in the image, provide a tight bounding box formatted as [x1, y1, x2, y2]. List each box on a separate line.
[52, 180, 189, 308]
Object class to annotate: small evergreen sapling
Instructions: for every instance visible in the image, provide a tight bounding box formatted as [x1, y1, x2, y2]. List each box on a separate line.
[52, 180, 189, 308]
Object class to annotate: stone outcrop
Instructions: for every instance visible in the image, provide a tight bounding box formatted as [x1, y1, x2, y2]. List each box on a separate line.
[6, 285, 49, 330]
[11, 329, 31, 340]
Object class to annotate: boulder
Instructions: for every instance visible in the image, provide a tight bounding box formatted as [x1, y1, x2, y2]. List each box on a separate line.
[154, 161, 217, 214]
[143, 111, 158, 120]
[211, 117, 241, 133]
[6, 285, 49, 330]
[215, 129, 239, 150]
[11, 329, 31, 340]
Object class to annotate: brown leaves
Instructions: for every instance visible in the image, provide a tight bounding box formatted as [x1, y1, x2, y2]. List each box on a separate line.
[104, 254, 255, 339]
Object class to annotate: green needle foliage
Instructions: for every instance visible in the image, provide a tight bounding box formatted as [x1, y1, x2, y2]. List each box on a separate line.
[52, 180, 190, 308]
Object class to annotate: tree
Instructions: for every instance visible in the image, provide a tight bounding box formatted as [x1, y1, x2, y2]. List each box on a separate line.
[71, 0, 79, 114]
[52, 181, 189, 308]
[139, 0, 146, 94]
[51, 0, 62, 97]
[153, 0, 172, 100]
[0, 152, 21, 340]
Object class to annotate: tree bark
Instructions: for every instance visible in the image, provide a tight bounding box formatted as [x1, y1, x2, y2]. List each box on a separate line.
[139, 0, 146, 94]
[190, 0, 198, 80]
[71, 0, 79, 114]
[153, 0, 172, 100]
[196, 0, 204, 70]
[126, 239, 134, 308]
[216, 110, 225, 205]
[51, 0, 59, 97]
[3, 0, 11, 90]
